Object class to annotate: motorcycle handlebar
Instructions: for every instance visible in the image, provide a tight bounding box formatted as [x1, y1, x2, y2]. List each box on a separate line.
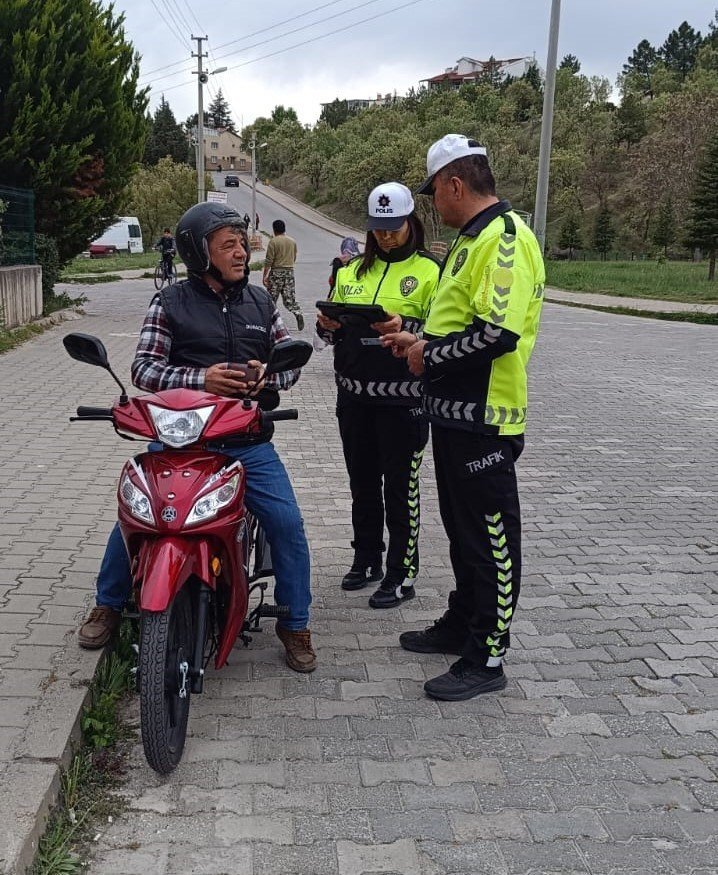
[262, 409, 298, 422]
[76, 406, 114, 418]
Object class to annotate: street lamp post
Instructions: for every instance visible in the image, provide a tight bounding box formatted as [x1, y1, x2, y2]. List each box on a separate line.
[249, 140, 267, 234]
[533, 0, 561, 252]
[191, 34, 226, 203]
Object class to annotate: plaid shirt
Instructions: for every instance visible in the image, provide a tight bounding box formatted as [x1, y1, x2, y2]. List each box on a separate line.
[131, 292, 299, 393]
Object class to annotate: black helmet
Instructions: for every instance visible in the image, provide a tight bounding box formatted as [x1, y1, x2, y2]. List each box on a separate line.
[175, 202, 247, 273]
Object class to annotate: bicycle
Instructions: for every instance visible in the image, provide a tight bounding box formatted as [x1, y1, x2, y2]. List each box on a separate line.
[153, 250, 177, 290]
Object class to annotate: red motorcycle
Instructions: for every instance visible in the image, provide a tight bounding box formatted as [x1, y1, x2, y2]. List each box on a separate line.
[63, 332, 312, 773]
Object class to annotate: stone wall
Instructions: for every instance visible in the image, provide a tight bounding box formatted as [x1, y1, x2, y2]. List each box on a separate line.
[0, 264, 43, 328]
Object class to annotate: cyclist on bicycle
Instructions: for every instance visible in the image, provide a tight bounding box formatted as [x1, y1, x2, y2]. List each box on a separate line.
[154, 228, 176, 281]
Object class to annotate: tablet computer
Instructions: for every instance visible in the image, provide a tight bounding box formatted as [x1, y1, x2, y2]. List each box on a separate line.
[316, 301, 389, 324]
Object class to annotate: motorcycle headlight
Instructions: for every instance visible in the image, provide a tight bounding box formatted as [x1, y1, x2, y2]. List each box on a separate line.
[148, 404, 215, 448]
[120, 474, 154, 524]
[185, 474, 240, 526]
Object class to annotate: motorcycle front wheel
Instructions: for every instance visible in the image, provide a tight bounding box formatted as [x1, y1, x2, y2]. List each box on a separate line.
[139, 586, 193, 773]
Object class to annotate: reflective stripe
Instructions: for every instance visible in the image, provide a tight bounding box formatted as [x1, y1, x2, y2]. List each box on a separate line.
[335, 374, 422, 399]
[428, 321, 501, 367]
[402, 449, 424, 578]
[489, 232, 515, 325]
[485, 405, 526, 427]
[423, 396, 477, 422]
[484, 511, 513, 663]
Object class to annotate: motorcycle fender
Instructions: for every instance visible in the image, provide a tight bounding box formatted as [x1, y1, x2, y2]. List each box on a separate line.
[135, 537, 213, 612]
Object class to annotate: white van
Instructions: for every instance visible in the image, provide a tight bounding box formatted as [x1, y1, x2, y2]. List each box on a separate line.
[89, 216, 143, 256]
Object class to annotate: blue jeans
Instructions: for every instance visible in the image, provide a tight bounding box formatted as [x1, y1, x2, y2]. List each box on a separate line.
[96, 441, 312, 630]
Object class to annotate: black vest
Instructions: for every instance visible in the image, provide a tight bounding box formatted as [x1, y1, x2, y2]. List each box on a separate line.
[160, 277, 274, 368]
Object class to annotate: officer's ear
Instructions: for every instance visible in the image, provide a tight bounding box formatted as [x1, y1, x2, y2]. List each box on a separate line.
[448, 175, 463, 200]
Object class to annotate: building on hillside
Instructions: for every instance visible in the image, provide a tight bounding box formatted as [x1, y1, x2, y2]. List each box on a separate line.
[320, 93, 396, 113]
[189, 125, 251, 172]
[421, 56, 541, 90]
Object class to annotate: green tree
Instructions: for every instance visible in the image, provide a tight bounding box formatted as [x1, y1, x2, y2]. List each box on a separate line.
[0, 0, 148, 264]
[144, 95, 187, 165]
[207, 89, 234, 130]
[271, 105, 299, 125]
[622, 38, 659, 97]
[479, 56, 504, 88]
[522, 61, 543, 92]
[558, 211, 582, 258]
[685, 126, 718, 279]
[593, 204, 615, 259]
[651, 196, 675, 255]
[613, 93, 647, 147]
[559, 54, 581, 73]
[662, 21, 703, 80]
[319, 98, 353, 129]
[126, 157, 212, 246]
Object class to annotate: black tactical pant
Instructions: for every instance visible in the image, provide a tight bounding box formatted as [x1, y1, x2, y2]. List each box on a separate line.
[337, 400, 429, 580]
[432, 426, 524, 667]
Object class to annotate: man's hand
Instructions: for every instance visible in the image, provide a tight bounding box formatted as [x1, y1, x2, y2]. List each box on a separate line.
[370, 313, 402, 335]
[381, 330, 418, 358]
[317, 312, 341, 331]
[407, 339, 428, 376]
[205, 362, 266, 397]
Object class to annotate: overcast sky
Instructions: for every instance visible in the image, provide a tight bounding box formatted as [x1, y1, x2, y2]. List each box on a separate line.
[120, 0, 716, 127]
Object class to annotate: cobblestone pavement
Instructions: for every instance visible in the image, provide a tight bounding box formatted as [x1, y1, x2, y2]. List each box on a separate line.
[1, 212, 717, 873]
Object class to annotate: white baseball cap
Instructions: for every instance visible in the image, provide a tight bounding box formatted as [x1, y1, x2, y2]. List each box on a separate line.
[416, 134, 488, 195]
[367, 182, 415, 231]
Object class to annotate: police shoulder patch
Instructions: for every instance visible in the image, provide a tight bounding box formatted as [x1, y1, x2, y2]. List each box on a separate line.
[399, 275, 419, 296]
[451, 247, 468, 276]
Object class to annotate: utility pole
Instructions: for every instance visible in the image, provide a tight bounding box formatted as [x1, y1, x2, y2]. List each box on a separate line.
[192, 35, 208, 204]
[533, 0, 561, 252]
[250, 137, 257, 234]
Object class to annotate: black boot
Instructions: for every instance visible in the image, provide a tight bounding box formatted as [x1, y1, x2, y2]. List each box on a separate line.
[341, 560, 383, 591]
[368, 574, 415, 609]
[399, 615, 466, 655]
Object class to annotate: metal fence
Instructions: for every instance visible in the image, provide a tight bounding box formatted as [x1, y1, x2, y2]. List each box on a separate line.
[0, 185, 35, 266]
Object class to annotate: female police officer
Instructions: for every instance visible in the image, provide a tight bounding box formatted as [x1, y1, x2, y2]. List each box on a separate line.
[316, 182, 439, 608]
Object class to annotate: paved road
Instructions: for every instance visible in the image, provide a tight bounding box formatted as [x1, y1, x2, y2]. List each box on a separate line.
[1, 196, 717, 874]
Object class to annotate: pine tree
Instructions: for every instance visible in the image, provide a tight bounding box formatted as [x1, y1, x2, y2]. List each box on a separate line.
[0, 0, 147, 263]
[622, 39, 659, 97]
[651, 196, 675, 256]
[144, 95, 187, 165]
[558, 213, 582, 259]
[685, 127, 718, 279]
[207, 89, 234, 130]
[522, 62, 543, 93]
[559, 54, 581, 74]
[613, 93, 647, 148]
[662, 21, 703, 80]
[593, 205, 615, 259]
[480, 56, 504, 88]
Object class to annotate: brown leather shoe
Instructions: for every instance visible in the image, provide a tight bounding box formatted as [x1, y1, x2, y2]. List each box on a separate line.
[78, 606, 122, 649]
[275, 623, 317, 673]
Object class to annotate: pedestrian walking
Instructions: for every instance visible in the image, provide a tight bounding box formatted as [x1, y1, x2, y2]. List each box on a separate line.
[263, 219, 304, 331]
[316, 182, 439, 608]
[255, 212, 260, 231]
[384, 134, 546, 699]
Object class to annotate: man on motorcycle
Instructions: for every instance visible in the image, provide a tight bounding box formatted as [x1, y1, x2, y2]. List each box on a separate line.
[77, 203, 316, 673]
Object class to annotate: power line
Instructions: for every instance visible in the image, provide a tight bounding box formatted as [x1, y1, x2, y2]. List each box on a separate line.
[150, 0, 189, 51]
[139, 0, 358, 80]
[144, 0, 384, 87]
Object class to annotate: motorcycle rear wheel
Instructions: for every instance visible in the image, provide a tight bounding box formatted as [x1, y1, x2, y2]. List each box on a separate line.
[139, 587, 193, 774]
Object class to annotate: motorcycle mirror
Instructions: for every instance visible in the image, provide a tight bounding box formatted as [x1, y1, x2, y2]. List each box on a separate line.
[265, 340, 313, 375]
[63, 333, 111, 369]
[62, 332, 129, 404]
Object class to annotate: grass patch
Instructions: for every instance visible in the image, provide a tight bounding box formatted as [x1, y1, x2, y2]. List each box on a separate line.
[546, 260, 718, 303]
[553, 299, 718, 325]
[62, 252, 158, 276]
[31, 622, 137, 875]
[0, 321, 45, 354]
[69, 274, 122, 285]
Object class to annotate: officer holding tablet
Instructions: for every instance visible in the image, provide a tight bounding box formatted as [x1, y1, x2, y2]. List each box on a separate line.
[316, 182, 439, 608]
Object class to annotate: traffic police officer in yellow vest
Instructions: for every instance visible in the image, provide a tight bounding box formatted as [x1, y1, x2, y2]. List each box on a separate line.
[317, 183, 439, 608]
[384, 135, 545, 700]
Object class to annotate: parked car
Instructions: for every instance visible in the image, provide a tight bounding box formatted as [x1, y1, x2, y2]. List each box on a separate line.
[225, 175, 240, 187]
[90, 217, 143, 257]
